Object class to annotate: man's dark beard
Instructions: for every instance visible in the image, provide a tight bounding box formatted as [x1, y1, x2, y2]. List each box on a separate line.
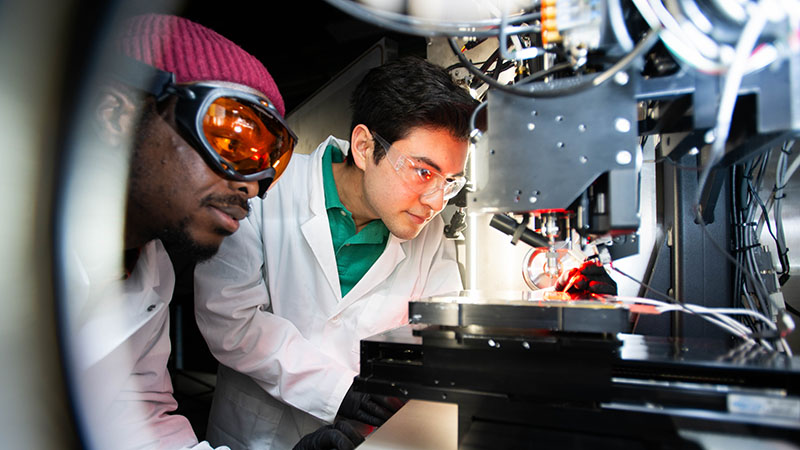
[159, 194, 250, 263]
[158, 216, 224, 263]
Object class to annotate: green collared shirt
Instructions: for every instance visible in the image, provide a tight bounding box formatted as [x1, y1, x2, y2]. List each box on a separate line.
[322, 143, 390, 297]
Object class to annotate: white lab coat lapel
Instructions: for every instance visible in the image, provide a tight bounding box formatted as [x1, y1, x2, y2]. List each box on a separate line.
[335, 234, 407, 314]
[300, 214, 342, 302]
[299, 137, 346, 305]
[76, 240, 173, 369]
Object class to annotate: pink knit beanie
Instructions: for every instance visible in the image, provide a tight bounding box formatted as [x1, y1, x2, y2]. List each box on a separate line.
[114, 14, 285, 117]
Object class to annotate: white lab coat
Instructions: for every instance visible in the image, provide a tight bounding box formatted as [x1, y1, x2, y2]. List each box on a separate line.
[68, 239, 223, 450]
[194, 136, 463, 450]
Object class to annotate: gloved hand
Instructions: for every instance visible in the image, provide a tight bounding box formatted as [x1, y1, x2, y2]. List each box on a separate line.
[292, 421, 365, 450]
[336, 383, 404, 426]
[556, 259, 618, 296]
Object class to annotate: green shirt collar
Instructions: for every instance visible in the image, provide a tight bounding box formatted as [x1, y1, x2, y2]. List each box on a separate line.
[321, 142, 390, 296]
[323, 143, 391, 242]
[322, 143, 346, 212]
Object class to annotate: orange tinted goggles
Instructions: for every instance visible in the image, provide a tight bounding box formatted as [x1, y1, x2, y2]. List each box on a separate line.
[173, 83, 297, 197]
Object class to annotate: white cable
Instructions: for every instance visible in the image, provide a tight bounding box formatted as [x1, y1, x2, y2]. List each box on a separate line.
[615, 296, 781, 341]
[614, 296, 755, 339]
[621, 297, 775, 334]
[633, 0, 789, 75]
[756, 145, 787, 237]
[612, 268, 783, 350]
[660, 304, 755, 336]
[664, 0, 722, 59]
[499, 4, 542, 61]
[755, 142, 793, 274]
[741, 289, 762, 318]
[696, 1, 769, 207]
[780, 338, 794, 356]
[609, 0, 634, 52]
[746, 42, 780, 72]
[742, 193, 775, 316]
[701, 307, 778, 330]
[630, 0, 660, 28]
[643, 0, 728, 73]
[682, 304, 777, 335]
[786, 144, 800, 180]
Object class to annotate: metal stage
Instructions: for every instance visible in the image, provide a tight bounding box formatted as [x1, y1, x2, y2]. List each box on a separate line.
[355, 292, 800, 449]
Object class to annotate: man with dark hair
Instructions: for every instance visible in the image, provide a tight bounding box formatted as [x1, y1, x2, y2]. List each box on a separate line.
[70, 13, 361, 450]
[194, 56, 477, 449]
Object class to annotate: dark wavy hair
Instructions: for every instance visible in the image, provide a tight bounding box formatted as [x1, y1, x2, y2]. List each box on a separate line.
[347, 56, 477, 165]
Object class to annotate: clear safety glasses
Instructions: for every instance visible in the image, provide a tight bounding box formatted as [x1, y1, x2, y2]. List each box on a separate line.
[112, 57, 297, 198]
[371, 131, 466, 201]
[172, 83, 297, 198]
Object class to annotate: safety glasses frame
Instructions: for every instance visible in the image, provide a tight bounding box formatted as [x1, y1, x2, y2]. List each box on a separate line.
[371, 131, 467, 201]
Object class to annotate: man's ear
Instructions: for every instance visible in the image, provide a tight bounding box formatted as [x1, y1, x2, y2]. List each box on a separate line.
[93, 85, 139, 148]
[350, 124, 373, 171]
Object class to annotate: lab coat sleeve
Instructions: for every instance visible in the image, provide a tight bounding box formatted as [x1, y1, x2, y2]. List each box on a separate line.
[193, 210, 355, 423]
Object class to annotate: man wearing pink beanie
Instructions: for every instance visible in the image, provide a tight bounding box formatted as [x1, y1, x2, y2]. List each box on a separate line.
[69, 13, 361, 450]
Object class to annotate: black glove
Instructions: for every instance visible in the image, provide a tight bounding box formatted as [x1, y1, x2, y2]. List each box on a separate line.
[292, 421, 365, 450]
[556, 260, 618, 296]
[336, 383, 404, 426]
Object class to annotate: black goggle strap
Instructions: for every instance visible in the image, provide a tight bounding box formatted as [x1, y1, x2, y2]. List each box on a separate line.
[257, 168, 276, 199]
[108, 55, 179, 101]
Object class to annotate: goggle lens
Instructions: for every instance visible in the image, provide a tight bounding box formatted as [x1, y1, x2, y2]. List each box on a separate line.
[202, 97, 295, 182]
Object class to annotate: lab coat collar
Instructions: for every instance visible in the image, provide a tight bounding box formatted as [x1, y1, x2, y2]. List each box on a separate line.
[300, 136, 409, 312]
[308, 136, 350, 218]
[301, 136, 352, 301]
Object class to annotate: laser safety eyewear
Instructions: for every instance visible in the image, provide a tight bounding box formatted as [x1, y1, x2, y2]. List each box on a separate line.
[114, 57, 297, 198]
[371, 131, 466, 201]
[172, 82, 297, 197]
